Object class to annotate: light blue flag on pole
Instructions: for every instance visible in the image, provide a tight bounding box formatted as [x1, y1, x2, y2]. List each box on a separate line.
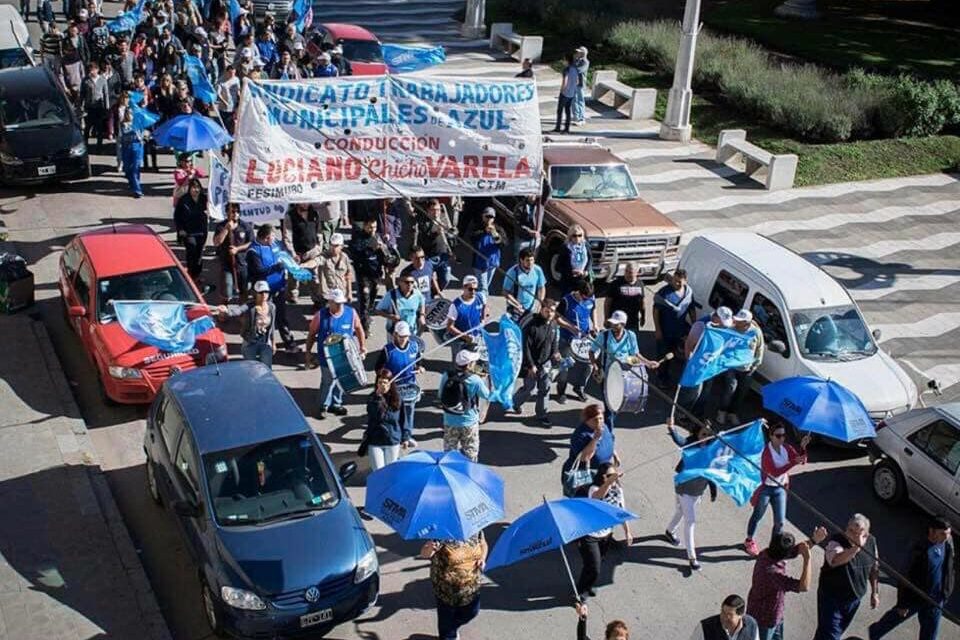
[129, 99, 160, 131]
[382, 43, 446, 73]
[274, 248, 314, 282]
[679, 325, 757, 388]
[184, 55, 217, 106]
[291, 0, 311, 32]
[674, 419, 765, 506]
[481, 314, 523, 410]
[113, 301, 215, 353]
[107, 0, 147, 33]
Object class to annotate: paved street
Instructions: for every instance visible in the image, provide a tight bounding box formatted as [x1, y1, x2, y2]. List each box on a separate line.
[2, 9, 960, 640]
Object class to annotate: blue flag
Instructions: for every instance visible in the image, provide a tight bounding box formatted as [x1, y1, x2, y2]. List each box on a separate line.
[107, 0, 147, 33]
[274, 248, 313, 282]
[291, 0, 311, 32]
[481, 314, 523, 409]
[679, 325, 757, 388]
[382, 43, 446, 73]
[184, 55, 217, 106]
[228, 0, 242, 23]
[113, 301, 215, 353]
[674, 420, 765, 506]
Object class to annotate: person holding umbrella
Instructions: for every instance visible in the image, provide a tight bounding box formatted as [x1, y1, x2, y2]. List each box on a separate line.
[664, 417, 717, 572]
[420, 533, 488, 640]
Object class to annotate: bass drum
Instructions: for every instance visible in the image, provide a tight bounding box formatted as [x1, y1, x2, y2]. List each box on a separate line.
[323, 334, 368, 393]
[604, 361, 649, 414]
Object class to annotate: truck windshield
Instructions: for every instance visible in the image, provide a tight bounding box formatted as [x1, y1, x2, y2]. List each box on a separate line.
[791, 305, 878, 361]
[550, 164, 638, 200]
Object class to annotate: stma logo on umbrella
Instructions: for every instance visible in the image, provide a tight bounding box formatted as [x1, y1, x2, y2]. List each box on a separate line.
[229, 77, 542, 203]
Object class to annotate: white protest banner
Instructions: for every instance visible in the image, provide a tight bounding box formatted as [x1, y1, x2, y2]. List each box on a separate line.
[208, 154, 287, 222]
[229, 76, 542, 203]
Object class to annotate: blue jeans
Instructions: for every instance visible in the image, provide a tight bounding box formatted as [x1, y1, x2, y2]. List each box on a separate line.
[869, 603, 943, 640]
[431, 254, 451, 290]
[474, 266, 496, 296]
[399, 398, 415, 440]
[241, 341, 273, 368]
[747, 485, 787, 540]
[573, 84, 585, 122]
[437, 595, 480, 640]
[555, 95, 573, 131]
[758, 622, 784, 640]
[318, 359, 343, 410]
[222, 262, 248, 302]
[814, 589, 861, 640]
[121, 142, 143, 196]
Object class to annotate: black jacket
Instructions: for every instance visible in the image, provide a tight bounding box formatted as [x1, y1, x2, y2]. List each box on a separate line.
[897, 537, 955, 608]
[521, 314, 559, 373]
[174, 193, 209, 237]
[557, 242, 593, 290]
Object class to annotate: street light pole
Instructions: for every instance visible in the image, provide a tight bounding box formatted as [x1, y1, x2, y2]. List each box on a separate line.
[659, 0, 702, 142]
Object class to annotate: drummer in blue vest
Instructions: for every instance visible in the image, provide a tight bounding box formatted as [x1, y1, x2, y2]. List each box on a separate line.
[373, 272, 426, 338]
[246, 223, 297, 352]
[374, 321, 423, 447]
[445, 275, 488, 361]
[304, 288, 367, 420]
[503, 247, 546, 321]
[590, 310, 659, 424]
[555, 279, 599, 403]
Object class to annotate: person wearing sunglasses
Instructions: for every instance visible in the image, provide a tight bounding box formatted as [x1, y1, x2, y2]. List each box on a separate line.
[575, 461, 622, 599]
[744, 423, 810, 557]
[373, 273, 425, 338]
[556, 224, 593, 292]
[400, 246, 441, 303]
[445, 275, 488, 362]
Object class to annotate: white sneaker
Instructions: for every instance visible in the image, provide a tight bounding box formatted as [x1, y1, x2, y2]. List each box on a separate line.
[716, 410, 728, 425]
[727, 413, 741, 426]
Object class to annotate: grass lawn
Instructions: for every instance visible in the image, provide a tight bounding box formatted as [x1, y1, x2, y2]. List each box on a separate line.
[704, 0, 960, 80]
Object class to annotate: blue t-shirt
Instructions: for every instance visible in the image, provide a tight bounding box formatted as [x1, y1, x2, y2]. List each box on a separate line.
[928, 542, 946, 601]
[654, 283, 694, 340]
[375, 288, 424, 333]
[591, 329, 639, 366]
[503, 264, 546, 312]
[438, 372, 491, 427]
[559, 293, 595, 341]
[472, 231, 502, 270]
[401, 262, 435, 302]
[568, 421, 615, 468]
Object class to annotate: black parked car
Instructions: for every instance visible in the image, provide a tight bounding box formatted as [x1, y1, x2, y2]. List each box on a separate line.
[0, 65, 89, 185]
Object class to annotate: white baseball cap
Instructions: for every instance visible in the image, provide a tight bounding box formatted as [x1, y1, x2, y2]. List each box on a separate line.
[609, 310, 628, 325]
[734, 309, 753, 323]
[456, 349, 480, 367]
[329, 232, 344, 245]
[394, 321, 412, 337]
[253, 280, 270, 293]
[462, 275, 479, 287]
[328, 289, 347, 304]
[715, 306, 734, 328]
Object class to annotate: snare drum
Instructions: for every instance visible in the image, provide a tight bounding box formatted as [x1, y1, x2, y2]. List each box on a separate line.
[425, 297, 452, 344]
[568, 336, 593, 363]
[604, 361, 649, 414]
[323, 334, 368, 393]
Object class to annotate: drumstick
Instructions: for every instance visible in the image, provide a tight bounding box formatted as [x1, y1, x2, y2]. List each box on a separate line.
[656, 352, 675, 366]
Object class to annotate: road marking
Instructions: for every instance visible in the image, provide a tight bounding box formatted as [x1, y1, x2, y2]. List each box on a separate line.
[872, 312, 960, 342]
[618, 145, 711, 160]
[632, 166, 740, 185]
[805, 232, 960, 265]
[850, 272, 960, 301]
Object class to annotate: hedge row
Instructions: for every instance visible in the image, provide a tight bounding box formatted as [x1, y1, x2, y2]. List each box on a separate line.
[608, 20, 960, 143]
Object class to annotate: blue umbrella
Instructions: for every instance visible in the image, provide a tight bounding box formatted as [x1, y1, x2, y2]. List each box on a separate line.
[486, 498, 636, 598]
[152, 113, 233, 152]
[365, 450, 504, 541]
[761, 376, 876, 442]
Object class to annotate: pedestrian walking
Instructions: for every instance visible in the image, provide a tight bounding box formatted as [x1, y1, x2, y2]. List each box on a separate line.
[553, 52, 577, 134]
[679, 306, 734, 418]
[361, 369, 408, 472]
[747, 528, 827, 640]
[813, 513, 881, 640]
[374, 321, 424, 444]
[512, 194, 540, 257]
[316, 232, 354, 306]
[118, 109, 145, 198]
[744, 423, 810, 557]
[664, 418, 716, 571]
[575, 461, 620, 599]
[211, 203, 254, 303]
[590, 310, 658, 425]
[246, 224, 297, 352]
[80, 61, 109, 152]
[555, 279, 598, 403]
[420, 533, 487, 640]
[304, 289, 366, 419]
[561, 403, 617, 499]
[348, 218, 388, 334]
[604, 263, 645, 337]
[556, 225, 592, 292]
[373, 273, 425, 338]
[511, 298, 561, 426]
[438, 349, 491, 462]
[652, 269, 695, 386]
[173, 179, 208, 280]
[401, 246, 440, 303]
[691, 595, 759, 640]
[282, 203, 324, 305]
[217, 281, 277, 368]
[444, 275, 487, 361]
[412, 198, 455, 290]
[717, 309, 765, 426]
[869, 515, 954, 640]
[470, 207, 505, 296]
[572, 46, 589, 125]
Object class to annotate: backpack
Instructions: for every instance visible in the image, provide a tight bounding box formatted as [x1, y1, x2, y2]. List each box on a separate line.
[440, 369, 473, 415]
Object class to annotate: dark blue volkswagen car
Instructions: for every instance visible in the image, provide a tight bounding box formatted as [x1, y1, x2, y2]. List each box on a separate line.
[143, 361, 378, 637]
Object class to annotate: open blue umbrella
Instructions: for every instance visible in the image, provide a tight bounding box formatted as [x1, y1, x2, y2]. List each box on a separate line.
[762, 376, 876, 442]
[365, 450, 504, 541]
[152, 113, 233, 152]
[486, 497, 636, 598]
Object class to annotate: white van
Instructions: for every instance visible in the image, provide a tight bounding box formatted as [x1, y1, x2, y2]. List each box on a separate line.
[0, 5, 33, 69]
[679, 232, 917, 420]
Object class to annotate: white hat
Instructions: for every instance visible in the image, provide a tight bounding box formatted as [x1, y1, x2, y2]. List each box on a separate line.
[575, 46, 588, 54]
[328, 289, 347, 304]
[456, 349, 480, 367]
[609, 310, 628, 325]
[331, 45, 343, 55]
[253, 280, 270, 293]
[715, 306, 734, 328]
[462, 275, 479, 287]
[734, 309, 753, 323]
[482, 206, 496, 218]
[294, 41, 304, 50]
[329, 232, 344, 245]
[394, 321, 411, 337]
[194, 27, 207, 39]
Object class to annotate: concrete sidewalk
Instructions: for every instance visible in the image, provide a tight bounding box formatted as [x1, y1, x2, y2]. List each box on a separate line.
[0, 312, 171, 640]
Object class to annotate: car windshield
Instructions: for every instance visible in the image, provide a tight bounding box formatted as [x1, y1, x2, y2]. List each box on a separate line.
[339, 38, 383, 63]
[203, 434, 339, 526]
[550, 164, 639, 200]
[791, 305, 878, 361]
[0, 48, 31, 69]
[0, 88, 70, 129]
[97, 267, 199, 323]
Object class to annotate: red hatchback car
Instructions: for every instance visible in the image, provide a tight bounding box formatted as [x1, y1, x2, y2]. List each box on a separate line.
[59, 225, 226, 404]
[307, 23, 388, 76]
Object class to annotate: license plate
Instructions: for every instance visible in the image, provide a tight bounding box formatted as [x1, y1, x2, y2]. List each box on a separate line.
[38, 165, 56, 176]
[299, 608, 333, 628]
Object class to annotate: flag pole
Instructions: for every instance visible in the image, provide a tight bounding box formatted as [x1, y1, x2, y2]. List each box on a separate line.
[544, 496, 582, 603]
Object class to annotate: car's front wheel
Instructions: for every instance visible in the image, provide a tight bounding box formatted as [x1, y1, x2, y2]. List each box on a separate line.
[872, 459, 907, 504]
[201, 581, 227, 638]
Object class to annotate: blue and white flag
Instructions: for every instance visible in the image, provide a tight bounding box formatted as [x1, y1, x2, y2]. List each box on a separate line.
[481, 314, 523, 409]
[275, 249, 314, 282]
[383, 43, 446, 73]
[290, 0, 312, 32]
[184, 55, 217, 106]
[228, 0, 242, 23]
[679, 325, 757, 388]
[114, 301, 215, 353]
[674, 420, 765, 506]
[129, 92, 160, 131]
[107, 0, 147, 33]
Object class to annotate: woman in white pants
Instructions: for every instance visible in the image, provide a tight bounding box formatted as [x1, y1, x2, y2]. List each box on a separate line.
[664, 418, 717, 572]
[362, 370, 410, 471]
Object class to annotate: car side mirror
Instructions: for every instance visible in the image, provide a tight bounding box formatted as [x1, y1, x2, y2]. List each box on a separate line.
[173, 499, 201, 518]
[871, 328, 882, 341]
[339, 461, 357, 482]
[68, 304, 86, 317]
[768, 340, 788, 356]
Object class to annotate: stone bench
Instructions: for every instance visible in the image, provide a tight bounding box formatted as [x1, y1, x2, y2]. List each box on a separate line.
[716, 129, 797, 191]
[489, 22, 543, 63]
[591, 70, 656, 120]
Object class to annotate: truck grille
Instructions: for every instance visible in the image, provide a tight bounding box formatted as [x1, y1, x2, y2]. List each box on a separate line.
[592, 236, 680, 265]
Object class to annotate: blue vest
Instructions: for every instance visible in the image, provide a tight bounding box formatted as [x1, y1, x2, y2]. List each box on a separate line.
[472, 232, 502, 270]
[317, 306, 355, 360]
[453, 296, 483, 335]
[561, 293, 594, 340]
[384, 341, 419, 384]
[248, 242, 284, 292]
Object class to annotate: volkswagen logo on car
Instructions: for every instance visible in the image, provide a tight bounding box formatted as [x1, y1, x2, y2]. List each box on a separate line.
[304, 586, 320, 603]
